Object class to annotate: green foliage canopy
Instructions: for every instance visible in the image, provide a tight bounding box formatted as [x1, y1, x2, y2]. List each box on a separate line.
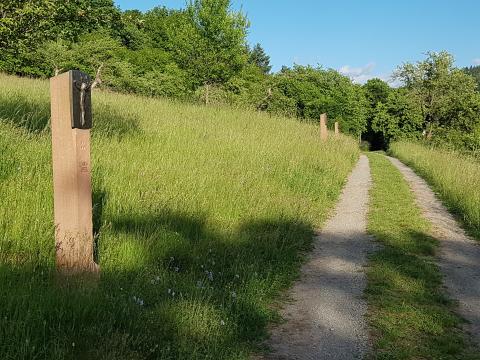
[266, 65, 367, 136]
[4, 1, 479, 148]
[394, 51, 480, 135]
[249, 43, 272, 74]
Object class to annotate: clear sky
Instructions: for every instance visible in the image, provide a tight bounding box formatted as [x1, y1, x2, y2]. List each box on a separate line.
[114, 0, 480, 84]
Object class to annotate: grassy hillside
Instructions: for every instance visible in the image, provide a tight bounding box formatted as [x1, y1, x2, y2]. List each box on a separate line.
[0, 73, 359, 359]
[390, 142, 480, 240]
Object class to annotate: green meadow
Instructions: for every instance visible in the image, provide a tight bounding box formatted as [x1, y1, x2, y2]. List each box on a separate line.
[390, 142, 480, 240]
[0, 73, 359, 359]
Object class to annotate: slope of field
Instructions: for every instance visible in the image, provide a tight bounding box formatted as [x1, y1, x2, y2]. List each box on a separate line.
[390, 141, 480, 239]
[0, 74, 359, 359]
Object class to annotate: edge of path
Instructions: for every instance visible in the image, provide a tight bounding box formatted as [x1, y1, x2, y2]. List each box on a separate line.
[388, 155, 480, 347]
[262, 154, 374, 360]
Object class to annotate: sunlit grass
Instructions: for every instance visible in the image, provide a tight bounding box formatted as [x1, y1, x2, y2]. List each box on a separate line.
[390, 141, 480, 240]
[0, 73, 359, 359]
[366, 153, 477, 359]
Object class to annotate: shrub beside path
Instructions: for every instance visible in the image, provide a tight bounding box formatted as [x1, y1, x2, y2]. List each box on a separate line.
[264, 155, 374, 359]
[388, 156, 480, 347]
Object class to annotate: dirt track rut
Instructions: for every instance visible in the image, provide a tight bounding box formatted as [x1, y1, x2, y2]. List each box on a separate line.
[389, 156, 480, 346]
[264, 155, 373, 359]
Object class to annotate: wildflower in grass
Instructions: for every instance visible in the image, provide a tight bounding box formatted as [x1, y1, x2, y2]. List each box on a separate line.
[133, 296, 144, 306]
[205, 270, 214, 281]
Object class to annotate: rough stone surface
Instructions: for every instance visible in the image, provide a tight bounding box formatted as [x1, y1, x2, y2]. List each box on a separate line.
[388, 156, 480, 346]
[264, 155, 373, 360]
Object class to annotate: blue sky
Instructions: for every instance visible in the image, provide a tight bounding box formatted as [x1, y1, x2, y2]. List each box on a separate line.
[114, 0, 480, 84]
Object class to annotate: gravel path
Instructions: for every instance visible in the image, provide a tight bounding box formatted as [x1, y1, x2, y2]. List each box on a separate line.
[264, 155, 374, 359]
[388, 156, 480, 346]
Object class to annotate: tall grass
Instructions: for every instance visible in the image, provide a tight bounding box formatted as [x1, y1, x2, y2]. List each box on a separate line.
[390, 141, 480, 240]
[0, 73, 359, 359]
[366, 153, 477, 359]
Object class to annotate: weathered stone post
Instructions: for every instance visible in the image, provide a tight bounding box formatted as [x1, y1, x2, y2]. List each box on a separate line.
[320, 113, 328, 141]
[50, 70, 98, 274]
[335, 121, 339, 136]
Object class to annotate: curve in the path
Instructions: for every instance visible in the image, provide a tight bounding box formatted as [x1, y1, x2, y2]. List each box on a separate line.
[264, 155, 373, 360]
[388, 156, 480, 346]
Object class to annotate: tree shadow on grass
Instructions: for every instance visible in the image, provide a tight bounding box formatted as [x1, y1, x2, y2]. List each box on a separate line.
[107, 209, 314, 286]
[92, 178, 108, 265]
[92, 103, 141, 139]
[0, 96, 50, 133]
[0, 95, 140, 138]
[0, 206, 315, 359]
[365, 229, 478, 358]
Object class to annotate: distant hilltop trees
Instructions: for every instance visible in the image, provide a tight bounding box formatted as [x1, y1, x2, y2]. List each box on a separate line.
[1, 1, 479, 155]
[464, 65, 480, 89]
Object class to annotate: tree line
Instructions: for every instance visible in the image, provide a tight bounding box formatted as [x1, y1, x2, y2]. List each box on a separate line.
[1, 0, 479, 153]
[464, 65, 480, 89]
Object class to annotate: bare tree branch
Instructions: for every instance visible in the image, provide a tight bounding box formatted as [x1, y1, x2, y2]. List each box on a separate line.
[54, 67, 64, 76]
[90, 63, 103, 90]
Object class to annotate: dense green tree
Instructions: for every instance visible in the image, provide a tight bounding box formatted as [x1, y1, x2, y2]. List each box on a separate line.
[69, 31, 122, 74]
[142, 6, 181, 50]
[362, 78, 391, 149]
[170, 0, 250, 103]
[222, 63, 270, 108]
[394, 51, 480, 137]
[371, 89, 423, 144]
[0, 0, 121, 75]
[266, 65, 367, 137]
[3, 1, 478, 155]
[35, 39, 73, 76]
[249, 43, 272, 74]
[363, 78, 390, 108]
[463, 65, 480, 90]
[0, 0, 56, 74]
[52, 0, 122, 42]
[115, 10, 148, 50]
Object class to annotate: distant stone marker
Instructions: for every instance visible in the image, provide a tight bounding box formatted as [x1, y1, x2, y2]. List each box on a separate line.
[50, 70, 99, 274]
[335, 121, 340, 136]
[320, 113, 328, 141]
